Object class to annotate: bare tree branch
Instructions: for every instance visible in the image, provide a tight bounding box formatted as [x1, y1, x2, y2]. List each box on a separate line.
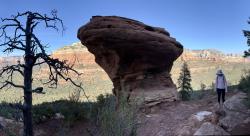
[0, 64, 24, 77]
[0, 10, 85, 98]
[0, 81, 24, 89]
[0, 10, 83, 135]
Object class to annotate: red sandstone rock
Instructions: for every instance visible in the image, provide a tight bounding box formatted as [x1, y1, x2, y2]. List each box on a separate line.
[77, 16, 183, 106]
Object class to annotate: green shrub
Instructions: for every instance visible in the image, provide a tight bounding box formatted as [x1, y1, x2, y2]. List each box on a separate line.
[32, 100, 92, 124]
[68, 89, 81, 102]
[0, 94, 138, 135]
[0, 101, 23, 121]
[179, 90, 191, 101]
[190, 91, 204, 100]
[32, 103, 54, 123]
[238, 71, 250, 108]
[238, 74, 250, 93]
[95, 94, 137, 136]
[200, 83, 206, 91]
[189, 83, 207, 100]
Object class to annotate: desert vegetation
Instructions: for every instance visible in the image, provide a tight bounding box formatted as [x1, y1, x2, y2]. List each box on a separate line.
[0, 93, 138, 136]
[238, 71, 250, 107]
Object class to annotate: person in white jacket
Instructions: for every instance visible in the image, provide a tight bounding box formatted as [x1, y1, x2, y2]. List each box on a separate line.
[215, 69, 228, 104]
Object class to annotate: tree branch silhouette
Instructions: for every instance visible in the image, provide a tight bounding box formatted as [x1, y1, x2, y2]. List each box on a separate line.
[0, 10, 83, 136]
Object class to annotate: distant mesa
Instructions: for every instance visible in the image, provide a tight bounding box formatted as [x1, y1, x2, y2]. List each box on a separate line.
[1, 44, 246, 68]
[0, 56, 23, 68]
[180, 49, 248, 62]
[52, 42, 97, 68]
[77, 16, 183, 106]
[52, 42, 248, 66]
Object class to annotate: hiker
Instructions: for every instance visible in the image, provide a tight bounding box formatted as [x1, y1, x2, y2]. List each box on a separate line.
[215, 69, 228, 104]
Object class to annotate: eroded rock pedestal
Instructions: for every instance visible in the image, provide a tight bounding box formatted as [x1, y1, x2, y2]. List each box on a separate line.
[77, 16, 183, 106]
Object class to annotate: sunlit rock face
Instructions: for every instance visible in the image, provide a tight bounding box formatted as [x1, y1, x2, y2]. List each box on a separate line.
[52, 42, 96, 68]
[77, 16, 183, 106]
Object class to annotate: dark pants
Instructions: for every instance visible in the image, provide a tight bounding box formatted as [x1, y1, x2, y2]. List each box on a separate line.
[217, 88, 225, 104]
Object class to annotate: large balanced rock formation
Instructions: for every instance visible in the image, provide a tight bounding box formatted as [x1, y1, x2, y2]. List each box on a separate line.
[77, 16, 183, 106]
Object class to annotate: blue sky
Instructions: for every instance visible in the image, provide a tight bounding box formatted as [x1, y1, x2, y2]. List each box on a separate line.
[0, 0, 249, 56]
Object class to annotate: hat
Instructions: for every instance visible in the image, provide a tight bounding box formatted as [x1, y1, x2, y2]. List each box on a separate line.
[216, 69, 223, 75]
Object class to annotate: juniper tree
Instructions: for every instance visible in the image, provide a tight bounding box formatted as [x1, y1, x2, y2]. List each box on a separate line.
[0, 10, 83, 136]
[177, 62, 192, 100]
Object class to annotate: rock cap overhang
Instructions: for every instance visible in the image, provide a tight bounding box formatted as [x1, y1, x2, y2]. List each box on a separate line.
[78, 16, 183, 106]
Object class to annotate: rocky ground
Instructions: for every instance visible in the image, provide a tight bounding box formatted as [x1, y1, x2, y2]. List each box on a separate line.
[137, 90, 250, 136]
[1, 90, 249, 136]
[0, 114, 97, 136]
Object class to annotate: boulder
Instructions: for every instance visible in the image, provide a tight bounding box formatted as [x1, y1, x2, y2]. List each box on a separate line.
[77, 16, 183, 106]
[0, 116, 23, 135]
[177, 126, 192, 136]
[194, 122, 230, 135]
[177, 111, 213, 136]
[194, 111, 213, 121]
[0, 116, 14, 128]
[219, 92, 250, 132]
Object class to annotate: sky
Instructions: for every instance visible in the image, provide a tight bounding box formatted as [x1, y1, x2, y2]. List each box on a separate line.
[0, 0, 249, 56]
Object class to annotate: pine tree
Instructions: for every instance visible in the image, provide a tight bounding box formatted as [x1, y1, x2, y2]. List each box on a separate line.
[243, 18, 250, 57]
[177, 62, 193, 100]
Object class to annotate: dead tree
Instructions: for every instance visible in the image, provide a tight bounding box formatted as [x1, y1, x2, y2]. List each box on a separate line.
[0, 10, 83, 136]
